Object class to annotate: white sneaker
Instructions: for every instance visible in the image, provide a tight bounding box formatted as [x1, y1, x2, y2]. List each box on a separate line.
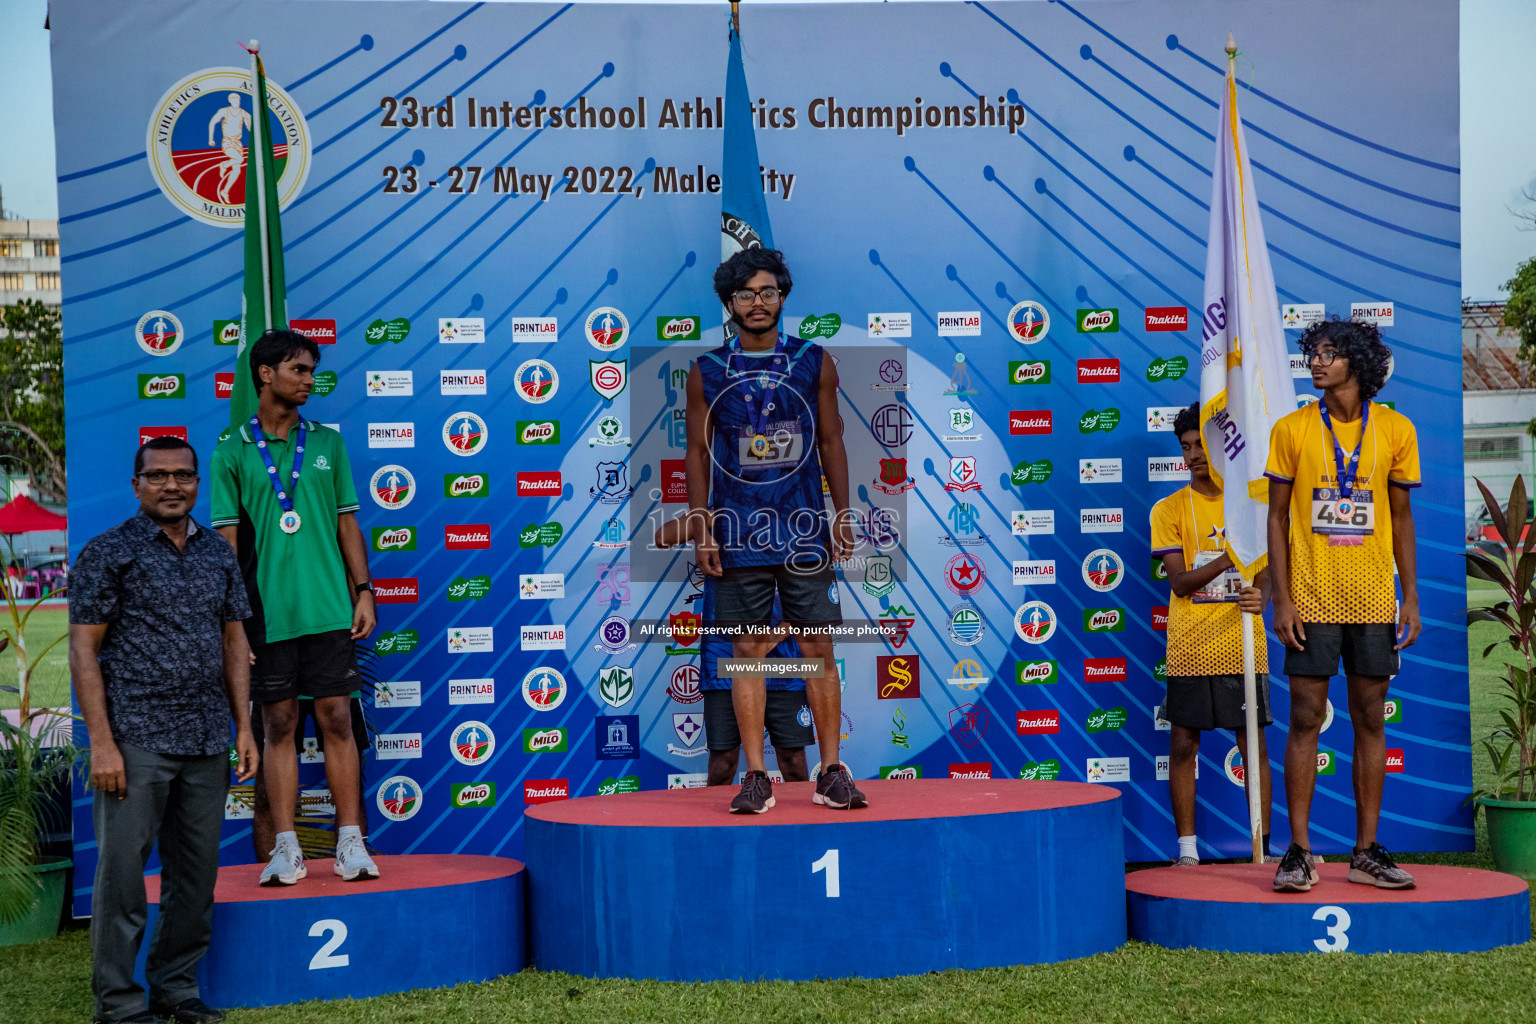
[259, 841, 306, 887]
[334, 833, 379, 881]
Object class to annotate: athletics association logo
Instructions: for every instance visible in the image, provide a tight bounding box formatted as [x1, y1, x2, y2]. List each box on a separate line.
[135, 311, 184, 356]
[515, 359, 559, 403]
[521, 667, 567, 711]
[590, 359, 629, 400]
[145, 67, 311, 228]
[1081, 549, 1125, 592]
[369, 465, 414, 510]
[586, 307, 629, 351]
[375, 776, 422, 822]
[1007, 300, 1049, 344]
[443, 412, 488, 456]
[1014, 600, 1056, 644]
[449, 721, 495, 766]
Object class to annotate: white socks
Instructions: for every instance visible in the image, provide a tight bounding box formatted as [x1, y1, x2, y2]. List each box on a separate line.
[337, 825, 362, 843]
[274, 830, 298, 851]
[1177, 835, 1199, 862]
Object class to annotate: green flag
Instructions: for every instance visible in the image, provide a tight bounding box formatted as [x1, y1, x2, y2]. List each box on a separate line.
[232, 43, 289, 428]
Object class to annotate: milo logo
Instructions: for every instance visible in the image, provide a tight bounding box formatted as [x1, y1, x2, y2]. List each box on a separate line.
[1086, 707, 1128, 733]
[1011, 459, 1053, 486]
[445, 473, 490, 498]
[1084, 608, 1125, 632]
[1009, 360, 1051, 385]
[1147, 356, 1189, 382]
[1151, 557, 1169, 581]
[373, 629, 420, 656]
[879, 766, 922, 779]
[311, 370, 338, 397]
[1384, 699, 1402, 723]
[214, 319, 241, 345]
[1076, 308, 1118, 332]
[1316, 751, 1336, 775]
[138, 374, 184, 398]
[1078, 408, 1121, 433]
[797, 313, 842, 339]
[1015, 660, 1058, 684]
[519, 523, 563, 548]
[657, 316, 701, 340]
[450, 782, 495, 807]
[598, 775, 641, 795]
[1154, 658, 1168, 682]
[371, 526, 417, 551]
[1018, 759, 1062, 781]
[523, 727, 568, 753]
[517, 420, 559, 444]
[447, 575, 493, 602]
[365, 317, 411, 344]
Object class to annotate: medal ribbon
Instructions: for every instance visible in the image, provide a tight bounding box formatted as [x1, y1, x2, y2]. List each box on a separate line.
[250, 415, 307, 515]
[729, 334, 788, 438]
[1317, 400, 1369, 502]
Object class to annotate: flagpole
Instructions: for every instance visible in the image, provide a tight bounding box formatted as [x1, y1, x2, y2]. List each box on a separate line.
[248, 40, 274, 332]
[1228, 29, 1265, 867]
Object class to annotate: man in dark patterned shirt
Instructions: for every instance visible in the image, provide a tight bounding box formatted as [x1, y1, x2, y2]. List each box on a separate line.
[69, 436, 258, 1024]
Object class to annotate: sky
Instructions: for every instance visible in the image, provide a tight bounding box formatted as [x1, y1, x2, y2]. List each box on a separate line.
[2, 0, 1531, 299]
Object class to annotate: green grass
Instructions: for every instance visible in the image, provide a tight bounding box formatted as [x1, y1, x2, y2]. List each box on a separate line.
[2, 587, 1533, 1024]
[0, 607, 69, 711]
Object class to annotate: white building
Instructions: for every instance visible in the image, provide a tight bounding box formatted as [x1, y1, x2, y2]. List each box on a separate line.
[0, 215, 61, 310]
[1463, 300, 1535, 534]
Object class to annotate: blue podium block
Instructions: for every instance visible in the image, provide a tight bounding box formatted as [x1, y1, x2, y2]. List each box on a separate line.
[1128, 863, 1530, 954]
[526, 779, 1126, 980]
[138, 854, 524, 1007]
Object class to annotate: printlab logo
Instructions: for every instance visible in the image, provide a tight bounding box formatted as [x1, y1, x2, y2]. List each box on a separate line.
[136, 311, 183, 356]
[937, 311, 981, 336]
[369, 465, 414, 510]
[443, 412, 488, 456]
[441, 370, 487, 395]
[511, 317, 558, 344]
[145, 67, 311, 227]
[1007, 300, 1049, 344]
[586, 307, 629, 350]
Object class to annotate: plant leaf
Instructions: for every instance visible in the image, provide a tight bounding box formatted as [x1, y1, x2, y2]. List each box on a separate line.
[1478, 476, 1513, 547]
[1509, 475, 1529, 554]
[1467, 552, 1514, 589]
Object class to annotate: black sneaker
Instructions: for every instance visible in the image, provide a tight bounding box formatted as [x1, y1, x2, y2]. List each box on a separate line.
[150, 998, 226, 1023]
[1272, 843, 1314, 892]
[1348, 842, 1416, 889]
[98, 1013, 166, 1024]
[729, 770, 775, 814]
[814, 763, 868, 810]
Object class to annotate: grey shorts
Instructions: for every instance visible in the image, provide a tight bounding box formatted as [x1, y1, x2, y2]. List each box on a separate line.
[1283, 622, 1399, 678]
[702, 689, 815, 752]
[1165, 674, 1273, 732]
[714, 563, 844, 629]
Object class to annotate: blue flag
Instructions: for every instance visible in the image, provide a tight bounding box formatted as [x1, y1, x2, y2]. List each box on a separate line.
[720, 23, 774, 261]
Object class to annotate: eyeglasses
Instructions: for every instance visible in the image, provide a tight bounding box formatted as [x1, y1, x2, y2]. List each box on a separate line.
[138, 471, 198, 485]
[732, 287, 782, 305]
[1305, 348, 1339, 367]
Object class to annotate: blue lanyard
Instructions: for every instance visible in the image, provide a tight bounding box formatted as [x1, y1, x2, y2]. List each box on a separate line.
[1317, 400, 1368, 501]
[729, 334, 787, 437]
[251, 415, 306, 513]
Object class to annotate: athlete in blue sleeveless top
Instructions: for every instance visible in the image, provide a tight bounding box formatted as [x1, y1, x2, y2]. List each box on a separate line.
[684, 248, 865, 814]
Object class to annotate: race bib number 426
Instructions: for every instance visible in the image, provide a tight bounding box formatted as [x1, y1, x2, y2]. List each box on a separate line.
[1311, 487, 1374, 543]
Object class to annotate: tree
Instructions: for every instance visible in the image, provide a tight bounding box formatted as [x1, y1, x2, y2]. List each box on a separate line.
[0, 301, 65, 502]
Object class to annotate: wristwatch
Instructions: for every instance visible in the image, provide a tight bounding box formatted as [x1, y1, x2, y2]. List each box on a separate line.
[355, 581, 374, 596]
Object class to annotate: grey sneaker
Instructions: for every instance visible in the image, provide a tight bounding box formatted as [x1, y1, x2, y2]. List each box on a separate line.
[259, 841, 306, 887]
[1348, 842, 1415, 889]
[1171, 855, 1199, 867]
[814, 763, 868, 810]
[730, 770, 775, 814]
[1272, 843, 1313, 892]
[334, 833, 380, 881]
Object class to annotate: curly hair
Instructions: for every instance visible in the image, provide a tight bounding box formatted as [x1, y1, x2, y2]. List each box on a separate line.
[1172, 402, 1200, 438]
[1297, 317, 1393, 401]
[712, 248, 793, 308]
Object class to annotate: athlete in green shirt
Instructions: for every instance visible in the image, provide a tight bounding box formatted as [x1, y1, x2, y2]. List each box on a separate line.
[212, 329, 379, 885]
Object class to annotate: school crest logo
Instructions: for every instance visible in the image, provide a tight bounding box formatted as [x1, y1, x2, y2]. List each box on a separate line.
[590, 462, 632, 503]
[599, 667, 635, 708]
[590, 359, 629, 400]
[442, 412, 488, 456]
[369, 465, 415, 510]
[875, 457, 915, 494]
[585, 307, 629, 351]
[145, 67, 311, 228]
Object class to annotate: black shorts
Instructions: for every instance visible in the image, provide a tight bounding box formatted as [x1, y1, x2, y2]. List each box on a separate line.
[714, 563, 844, 630]
[251, 628, 361, 704]
[1165, 674, 1273, 732]
[702, 689, 816, 752]
[1283, 622, 1399, 679]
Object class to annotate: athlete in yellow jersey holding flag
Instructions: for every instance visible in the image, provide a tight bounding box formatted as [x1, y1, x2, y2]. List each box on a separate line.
[1265, 319, 1421, 892]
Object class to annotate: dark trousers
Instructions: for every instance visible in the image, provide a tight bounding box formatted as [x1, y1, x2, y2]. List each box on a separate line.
[91, 742, 227, 1021]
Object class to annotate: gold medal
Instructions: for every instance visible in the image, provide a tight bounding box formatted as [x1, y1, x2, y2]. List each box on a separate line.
[750, 433, 770, 456]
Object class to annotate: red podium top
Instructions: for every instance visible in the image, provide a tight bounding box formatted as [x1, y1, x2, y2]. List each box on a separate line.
[1127, 862, 1529, 904]
[146, 854, 523, 903]
[527, 778, 1116, 827]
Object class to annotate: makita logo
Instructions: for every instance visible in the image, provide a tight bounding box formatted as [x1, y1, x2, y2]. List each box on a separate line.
[1152, 606, 1169, 630]
[289, 318, 337, 344]
[949, 763, 992, 779]
[1385, 749, 1405, 773]
[372, 578, 419, 603]
[1077, 359, 1121, 383]
[659, 316, 699, 339]
[445, 525, 492, 549]
[1083, 658, 1128, 682]
[520, 421, 557, 443]
[215, 373, 234, 398]
[1144, 306, 1189, 331]
[517, 472, 562, 495]
[376, 528, 414, 550]
[524, 779, 570, 804]
[139, 426, 188, 445]
[1017, 710, 1060, 734]
[527, 729, 564, 752]
[1010, 411, 1052, 435]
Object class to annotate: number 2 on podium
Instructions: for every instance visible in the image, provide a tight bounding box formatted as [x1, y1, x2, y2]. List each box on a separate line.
[812, 848, 840, 898]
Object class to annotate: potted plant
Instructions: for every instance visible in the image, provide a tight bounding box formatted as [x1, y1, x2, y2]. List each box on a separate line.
[1467, 475, 1536, 878]
[0, 570, 78, 945]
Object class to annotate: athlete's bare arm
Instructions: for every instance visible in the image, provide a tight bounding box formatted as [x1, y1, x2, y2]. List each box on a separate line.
[684, 363, 720, 576]
[1389, 485, 1421, 650]
[815, 355, 854, 561]
[1267, 478, 1305, 650]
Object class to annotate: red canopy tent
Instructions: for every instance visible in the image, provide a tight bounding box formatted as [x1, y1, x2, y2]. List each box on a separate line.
[0, 494, 66, 534]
